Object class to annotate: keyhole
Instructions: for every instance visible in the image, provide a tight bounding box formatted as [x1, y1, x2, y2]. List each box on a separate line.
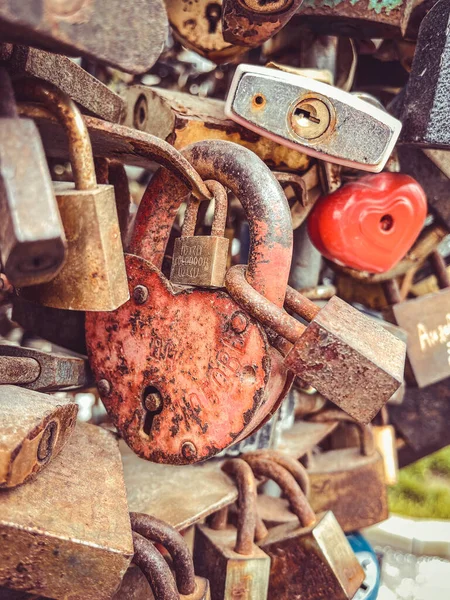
[205, 3, 221, 33]
[293, 106, 321, 127]
[142, 385, 163, 436]
[380, 214, 394, 232]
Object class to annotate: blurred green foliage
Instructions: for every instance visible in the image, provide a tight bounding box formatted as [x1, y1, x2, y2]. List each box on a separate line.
[389, 446, 450, 519]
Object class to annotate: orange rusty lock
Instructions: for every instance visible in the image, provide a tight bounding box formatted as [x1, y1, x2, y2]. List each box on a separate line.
[85, 140, 294, 464]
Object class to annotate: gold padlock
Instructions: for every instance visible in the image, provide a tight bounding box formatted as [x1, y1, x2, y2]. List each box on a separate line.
[17, 79, 129, 311]
[373, 407, 399, 486]
[170, 180, 229, 288]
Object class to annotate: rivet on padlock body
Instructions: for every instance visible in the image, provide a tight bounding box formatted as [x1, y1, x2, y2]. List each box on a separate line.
[15, 78, 129, 311]
[243, 455, 365, 600]
[383, 250, 450, 388]
[170, 180, 229, 288]
[194, 458, 270, 600]
[86, 140, 293, 464]
[0, 68, 66, 287]
[226, 265, 406, 424]
[307, 410, 388, 532]
[225, 64, 402, 172]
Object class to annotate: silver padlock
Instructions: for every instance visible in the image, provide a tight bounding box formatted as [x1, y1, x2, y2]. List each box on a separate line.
[225, 64, 401, 172]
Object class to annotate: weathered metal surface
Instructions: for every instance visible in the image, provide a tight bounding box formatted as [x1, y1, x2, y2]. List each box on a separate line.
[0, 356, 41, 385]
[226, 265, 406, 423]
[131, 533, 179, 600]
[86, 141, 292, 463]
[1, 44, 126, 122]
[248, 457, 364, 600]
[0, 345, 91, 391]
[165, 0, 245, 64]
[130, 514, 196, 595]
[221, 0, 305, 47]
[194, 458, 270, 600]
[390, 380, 450, 467]
[277, 414, 339, 458]
[17, 104, 211, 200]
[0, 0, 167, 74]
[121, 443, 238, 530]
[0, 69, 66, 287]
[296, 0, 416, 39]
[0, 422, 133, 599]
[398, 0, 450, 146]
[245, 449, 311, 497]
[0, 385, 77, 489]
[15, 79, 129, 311]
[12, 297, 87, 355]
[170, 181, 229, 288]
[119, 86, 310, 172]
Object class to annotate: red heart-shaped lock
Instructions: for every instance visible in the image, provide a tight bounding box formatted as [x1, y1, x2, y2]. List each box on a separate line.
[308, 173, 427, 273]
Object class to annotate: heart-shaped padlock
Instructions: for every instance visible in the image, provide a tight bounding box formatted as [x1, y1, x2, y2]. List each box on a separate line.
[85, 140, 293, 464]
[308, 173, 427, 274]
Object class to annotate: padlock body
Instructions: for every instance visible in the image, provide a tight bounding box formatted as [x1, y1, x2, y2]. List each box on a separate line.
[284, 295, 406, 423]
[170, 236, 229, 288]
[86, 255, 289, 464]
[20, 182, 129, 311]
[308, 448, 388, 532]
[0, 423, 133, 599]
[386, 288, 450, 388]
[258, 511, 364, 600]
[194, 525, 270, 600]
[0, 119, 66, 286]
[373, 425, 398, 486]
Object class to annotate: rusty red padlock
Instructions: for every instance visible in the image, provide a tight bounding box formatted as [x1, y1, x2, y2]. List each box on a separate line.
[85, 140, 293, 465]
[308, 172, 428, 274]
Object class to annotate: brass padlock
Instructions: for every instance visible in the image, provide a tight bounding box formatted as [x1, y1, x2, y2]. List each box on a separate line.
[244, 455, 364, 600]
[383, 250, 450, 388]
[307, 410, 388, 532]
[16, 78, 129, 311]
[0, 385, 77, 488]
[0, 422, 133, 599]
[373, 407, 399, 486]
[226, 264, 406, 423]
[170, 180, 229, 288]
[0, 68, 66, 287]
[130, 513, 210, 599]
[194, 458, 271, 600]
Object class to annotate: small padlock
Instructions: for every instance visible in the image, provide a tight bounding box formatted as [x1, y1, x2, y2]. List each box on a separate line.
[225, 64, 402, 172]
[226, 265, 406, 424]
[129, 513, 210, 600]
[372, 407, 399, 486]
[0, 423, 133, 599]
[244, 455, 365, 600]
[307, 172, 428, 274]
[170, 180, 229, 288]
[383, 250, 450, 388]
[307, 410, 389, 532]
[0, 67, 66, 287]
[194, 458, 271, 600]
[15, 78, 129, 311]
[0, 385, 77, 488]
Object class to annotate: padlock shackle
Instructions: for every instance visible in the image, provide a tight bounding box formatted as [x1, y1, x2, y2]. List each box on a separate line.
[243, 456, 317, 529]
[130, 512, 196, 596]
[182, 180, 228, 238]
[131, 531, 179, 600]
[221, 458, 258, 555]
[130, 140, 293, 307]
[0, 68, 18, 119]
[244, 450, 311, 498]
[309, 409, 375, 456]
[14, 78, 96, 191]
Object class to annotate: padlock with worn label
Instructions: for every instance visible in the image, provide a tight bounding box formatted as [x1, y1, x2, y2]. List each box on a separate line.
[15, 78, 129, 312]
[244, 455, 365, 599]
[194, 458, 270, 600]
[225, 64, 402, 172]
[307, 410, 388, 532]
[170, 180, 229, 288]
[383, 250, 450, 388]
[226, 265, 406, 424]
[0, 68, 66, 287]
[86, 140, 293, 464]
[0, 385, 77, 488]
